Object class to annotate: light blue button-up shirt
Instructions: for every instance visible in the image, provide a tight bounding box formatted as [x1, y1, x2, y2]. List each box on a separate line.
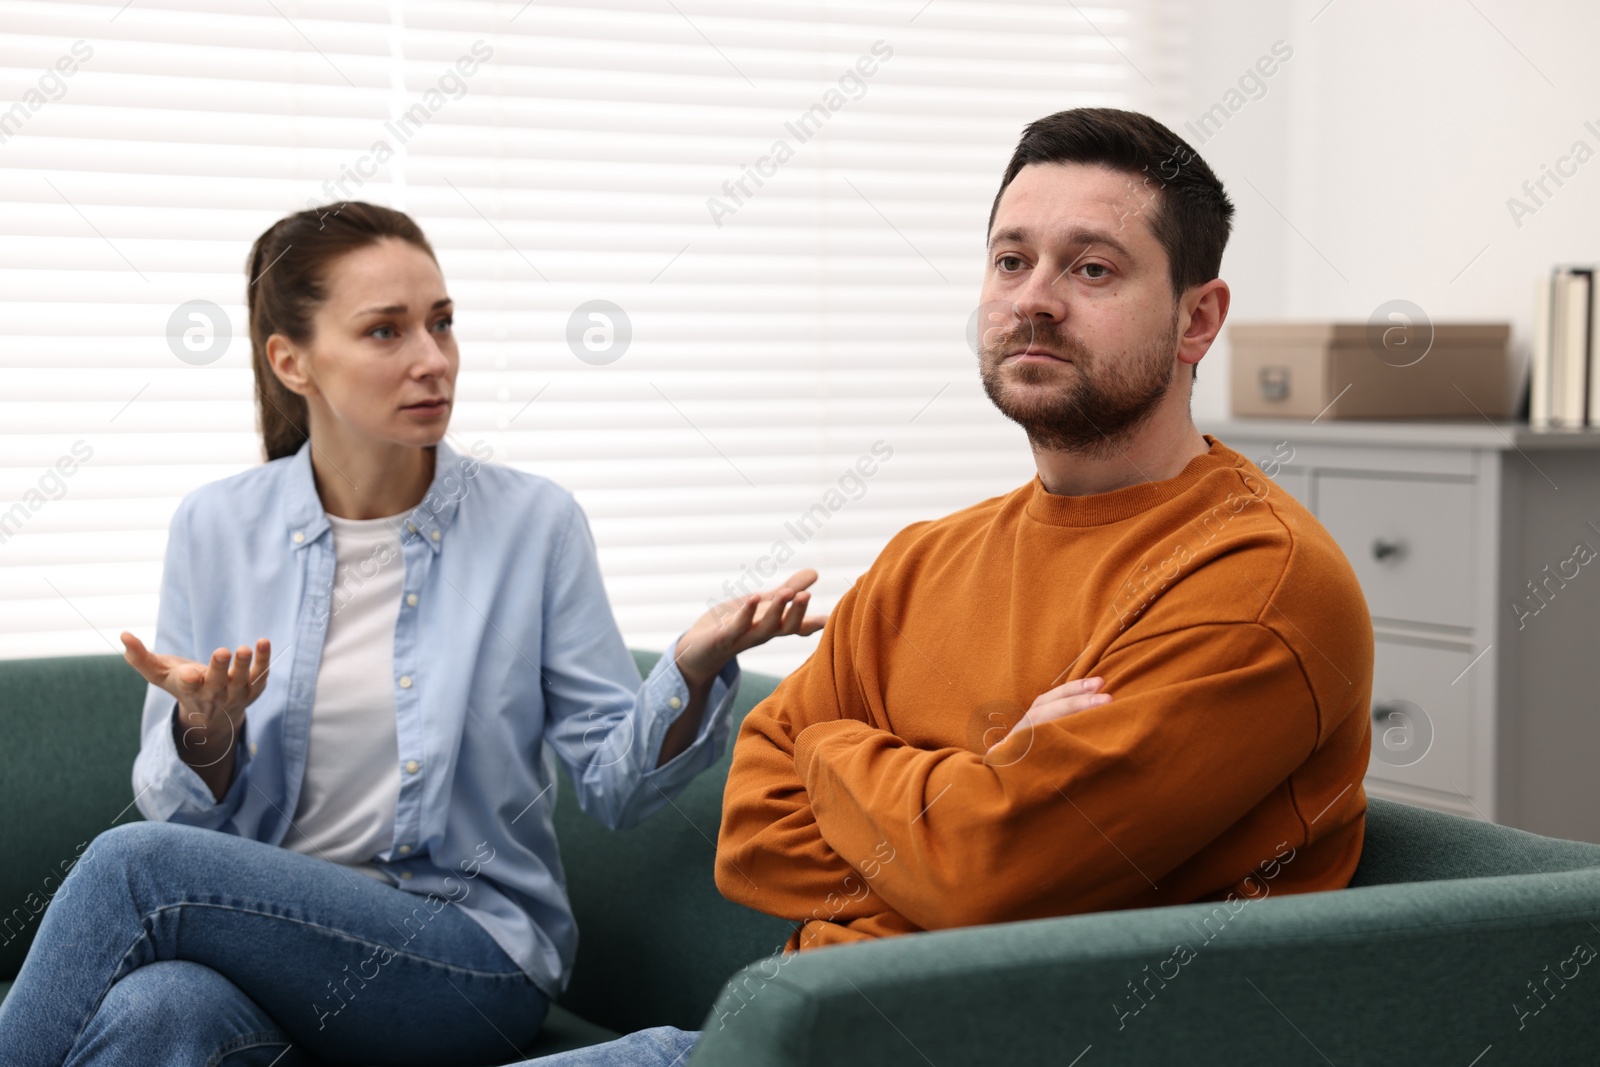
[131, 439, 740, 997]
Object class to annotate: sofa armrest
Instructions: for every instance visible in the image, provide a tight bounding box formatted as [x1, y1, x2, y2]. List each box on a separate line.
[689, 868, 1600, 1066]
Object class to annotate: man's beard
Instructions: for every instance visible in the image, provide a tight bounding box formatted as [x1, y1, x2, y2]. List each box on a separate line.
[977, 304, 1180, 458]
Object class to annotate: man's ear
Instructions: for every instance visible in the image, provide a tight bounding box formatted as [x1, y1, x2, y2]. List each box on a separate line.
[265, 334, 317, 398]
[1176, 278, 1229, 370]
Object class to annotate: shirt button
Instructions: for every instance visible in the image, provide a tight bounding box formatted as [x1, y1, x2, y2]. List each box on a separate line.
[249, 742, 258, 756]
[292, 531, 304, 544]
[404, 759, 420, 774]
[397, 844, 412, 855]
[399, 870, 413, 881]
[398, 675, 413, 689]
[669, 696, 683, 710]
[430, 530, 441, 542]
[406, 522, 417, 533]
[406, 593, 419, 607]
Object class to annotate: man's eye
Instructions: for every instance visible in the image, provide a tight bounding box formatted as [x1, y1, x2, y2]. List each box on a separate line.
[1080, 263, 1110, 279]
[997, 255, 1025, 271]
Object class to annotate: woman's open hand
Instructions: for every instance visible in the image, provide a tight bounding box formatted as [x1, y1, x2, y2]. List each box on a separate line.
[121, 632, 271, 766]
[673, 569, 828, 689]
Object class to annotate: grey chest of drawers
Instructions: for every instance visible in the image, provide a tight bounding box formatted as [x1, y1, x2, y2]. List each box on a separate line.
[1198, 418, 1600, 843]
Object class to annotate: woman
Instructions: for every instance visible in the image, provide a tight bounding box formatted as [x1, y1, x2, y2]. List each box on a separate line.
[0, 201, 822, 1066]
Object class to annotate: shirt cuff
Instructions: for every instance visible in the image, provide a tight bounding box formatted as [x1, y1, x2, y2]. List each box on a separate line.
[794, 718, 876, 782]
[138, 701, 252, 820]
[638, 638, 741, 773]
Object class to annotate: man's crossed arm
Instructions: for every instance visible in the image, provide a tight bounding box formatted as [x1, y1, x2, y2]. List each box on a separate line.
[716, 583, 1325, 940]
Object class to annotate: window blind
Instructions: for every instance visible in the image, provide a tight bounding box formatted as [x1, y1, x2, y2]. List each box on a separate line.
[0, 0, 1177, 675]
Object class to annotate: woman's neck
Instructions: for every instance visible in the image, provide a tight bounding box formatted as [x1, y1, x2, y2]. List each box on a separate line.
[304, 418, 437, 520]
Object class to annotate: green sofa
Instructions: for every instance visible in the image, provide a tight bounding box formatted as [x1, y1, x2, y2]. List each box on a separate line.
[4, 651, 1600, 1064]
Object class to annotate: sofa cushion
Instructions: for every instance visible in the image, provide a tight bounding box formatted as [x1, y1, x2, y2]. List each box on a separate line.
[518, 1003, 622, 1057]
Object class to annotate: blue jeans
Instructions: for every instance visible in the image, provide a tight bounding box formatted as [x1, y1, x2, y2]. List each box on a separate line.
[518, 1028, 700, 1066]
[0, 820, 548, 1066]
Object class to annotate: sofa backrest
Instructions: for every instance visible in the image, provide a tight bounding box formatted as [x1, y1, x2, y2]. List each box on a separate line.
[0, 653, 145, 981]
[552, 651, 793, 1033]
[1351, 796, 1600, 886]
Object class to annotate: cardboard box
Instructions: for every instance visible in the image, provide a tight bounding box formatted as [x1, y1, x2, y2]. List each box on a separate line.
[1228, 322, 1511, 419]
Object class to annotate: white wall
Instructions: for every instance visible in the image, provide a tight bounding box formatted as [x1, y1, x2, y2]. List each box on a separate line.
[1167, 0, 1600, 419]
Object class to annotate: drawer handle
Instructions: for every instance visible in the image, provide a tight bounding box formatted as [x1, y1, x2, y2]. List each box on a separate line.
[1371, 699, 1433, 768]
[1257, 365, 1290, 401]
[1372, 538, 1406, 562]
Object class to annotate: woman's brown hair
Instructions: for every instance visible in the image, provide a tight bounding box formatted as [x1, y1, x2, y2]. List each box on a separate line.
[245, 201, 439, 461]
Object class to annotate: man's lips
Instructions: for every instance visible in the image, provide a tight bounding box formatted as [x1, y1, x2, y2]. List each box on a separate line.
[1006, 348, 1070, 363]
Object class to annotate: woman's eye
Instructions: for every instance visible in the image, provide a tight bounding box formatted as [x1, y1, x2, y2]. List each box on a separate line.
[368, 324, 396, 340]
[432, 316, 454, 333]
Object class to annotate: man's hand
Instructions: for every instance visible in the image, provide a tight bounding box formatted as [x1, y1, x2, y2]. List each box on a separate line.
[987, 676, 1112, 755]
[122, 632, 271, 776]
[673, 569, 828, 689]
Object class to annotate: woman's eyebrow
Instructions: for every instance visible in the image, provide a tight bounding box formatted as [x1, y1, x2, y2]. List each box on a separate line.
[350, 297, 454, 319]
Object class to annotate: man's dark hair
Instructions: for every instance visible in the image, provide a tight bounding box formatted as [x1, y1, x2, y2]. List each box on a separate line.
[988, 108, 1235, 379]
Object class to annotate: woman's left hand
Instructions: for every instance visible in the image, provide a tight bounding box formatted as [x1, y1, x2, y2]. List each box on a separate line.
[674, 569, 828, 689]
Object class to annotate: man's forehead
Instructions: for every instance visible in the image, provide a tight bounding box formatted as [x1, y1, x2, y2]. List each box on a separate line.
[990, 164, 1158, 252]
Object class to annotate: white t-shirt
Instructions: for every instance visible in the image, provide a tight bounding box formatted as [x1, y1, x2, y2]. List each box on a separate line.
[280, 512, 405, 880]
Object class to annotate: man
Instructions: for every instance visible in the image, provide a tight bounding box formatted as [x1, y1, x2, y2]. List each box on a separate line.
[524, 106, 1373, 1066]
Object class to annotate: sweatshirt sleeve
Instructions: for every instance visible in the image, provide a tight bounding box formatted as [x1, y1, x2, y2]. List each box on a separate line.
[716, 580, 911, 929]
[793, 620, 1323, 932]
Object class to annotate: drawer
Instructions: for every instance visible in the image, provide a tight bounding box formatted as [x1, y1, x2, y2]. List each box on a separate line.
[1313, 473, 1475, 628]
[1364, 636, 1477, 798]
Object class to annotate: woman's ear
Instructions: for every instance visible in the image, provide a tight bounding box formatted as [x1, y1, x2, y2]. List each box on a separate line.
[265, 334, 316, 398]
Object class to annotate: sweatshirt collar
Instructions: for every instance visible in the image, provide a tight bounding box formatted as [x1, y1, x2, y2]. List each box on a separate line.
[1023, 435, 1241, 527]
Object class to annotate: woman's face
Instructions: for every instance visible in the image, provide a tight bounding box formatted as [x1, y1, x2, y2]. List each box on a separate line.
[273, 237, 458, 449]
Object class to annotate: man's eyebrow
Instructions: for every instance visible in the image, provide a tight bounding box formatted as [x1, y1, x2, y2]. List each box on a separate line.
[352, 297, 453, 318]
[987, 225, 1133, 260]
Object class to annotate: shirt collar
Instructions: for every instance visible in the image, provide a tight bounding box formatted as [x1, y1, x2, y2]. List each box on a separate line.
[283, 439, 465, 556]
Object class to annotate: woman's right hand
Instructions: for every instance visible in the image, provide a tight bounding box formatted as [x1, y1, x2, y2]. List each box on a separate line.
[121, 632, 272, 766]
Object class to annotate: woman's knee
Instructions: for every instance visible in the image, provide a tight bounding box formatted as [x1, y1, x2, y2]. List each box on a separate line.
[92, 960, 219, 1036]
[69, 821, 207, 891]
[71, 961, 294, 1065]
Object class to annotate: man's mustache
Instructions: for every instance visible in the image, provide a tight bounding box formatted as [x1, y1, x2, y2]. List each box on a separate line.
[982, 321, 1087, 365]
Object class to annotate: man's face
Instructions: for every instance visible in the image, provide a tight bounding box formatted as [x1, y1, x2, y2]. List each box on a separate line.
[978, 161, 1182, 456]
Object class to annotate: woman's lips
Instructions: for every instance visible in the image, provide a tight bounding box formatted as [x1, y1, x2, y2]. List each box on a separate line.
[402, 398, 450, 415]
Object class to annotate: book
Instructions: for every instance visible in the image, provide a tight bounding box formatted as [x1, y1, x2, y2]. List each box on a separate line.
[1590, 274, 1600, 428]
[1530, 266, 1596, 428]
[1557, 269, 1591, 427]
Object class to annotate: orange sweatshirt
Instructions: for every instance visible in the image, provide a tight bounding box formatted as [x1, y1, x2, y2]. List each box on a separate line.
[715, 435, 1373, 953]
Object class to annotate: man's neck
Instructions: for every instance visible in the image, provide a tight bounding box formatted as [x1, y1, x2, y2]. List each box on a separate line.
[1031, 401, 1210, 497]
